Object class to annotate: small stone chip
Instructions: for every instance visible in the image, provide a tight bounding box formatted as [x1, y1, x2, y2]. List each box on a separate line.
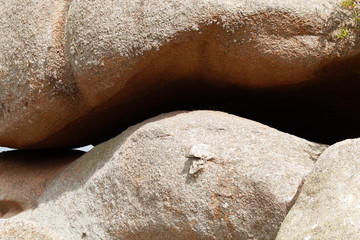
[188, 144, 215, 160]
[189, 159, 205, 174]
[188, 144, 215, 175]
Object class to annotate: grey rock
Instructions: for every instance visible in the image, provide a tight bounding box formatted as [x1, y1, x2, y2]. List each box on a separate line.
[4, 111, 326, 239]
[276, 138, 360, 240]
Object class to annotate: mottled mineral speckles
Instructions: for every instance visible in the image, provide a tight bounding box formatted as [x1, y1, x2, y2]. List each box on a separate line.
[1, 0, 359, 149]
[0, 111, 327, 239]
[276, 139, 360, 239]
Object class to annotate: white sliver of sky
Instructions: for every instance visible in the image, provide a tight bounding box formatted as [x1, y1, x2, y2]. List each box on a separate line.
[0, 145, 94, 153]
[0, 147, 13, 152]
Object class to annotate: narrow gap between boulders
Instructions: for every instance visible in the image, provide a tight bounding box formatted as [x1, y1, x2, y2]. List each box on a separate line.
[89, 73, 360, 146]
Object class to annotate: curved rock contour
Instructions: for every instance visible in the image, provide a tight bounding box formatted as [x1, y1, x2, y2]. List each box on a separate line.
[0, 111, 327, 239]
[276, 138, 360, 239]
[0, 0, 359, 149]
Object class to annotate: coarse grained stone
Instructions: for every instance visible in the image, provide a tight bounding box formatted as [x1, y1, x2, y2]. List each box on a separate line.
[276, 138, 360, 240]
[0, 220, 62, 240]
[0, 0, 359, 149]
[4, 111, 327, 239]
[0, 150, 82, 218]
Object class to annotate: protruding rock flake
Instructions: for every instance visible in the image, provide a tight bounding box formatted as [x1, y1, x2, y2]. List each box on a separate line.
[188, 143, 215, 161]
[189, 159, 206, 175]
[187, 144, 215, 175]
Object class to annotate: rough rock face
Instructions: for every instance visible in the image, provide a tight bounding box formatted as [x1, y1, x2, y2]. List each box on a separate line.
[0, 150, 82, 218]
[0, 0, 359, 149]
[1, 111, 327, 239]
[0, 220, 62, 240]
[276, 138, 360, 240]
[0, 0, 77, 149]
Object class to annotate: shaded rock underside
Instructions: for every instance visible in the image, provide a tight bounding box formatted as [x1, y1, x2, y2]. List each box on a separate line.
[31, 54, 360, 148]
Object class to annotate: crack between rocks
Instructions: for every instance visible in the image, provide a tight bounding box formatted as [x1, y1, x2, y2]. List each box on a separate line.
[286, 178, 305, 215]
[285, 143, 328, 215]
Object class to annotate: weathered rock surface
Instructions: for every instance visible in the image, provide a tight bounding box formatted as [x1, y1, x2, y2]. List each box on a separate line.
[0, 150, 82, 218]
[0, 0, 359, 149]
[0, 0, 77, 149]
[276, 138, 360, 240]
[0, 220, 62, 240]
[1, 111, 327, 239]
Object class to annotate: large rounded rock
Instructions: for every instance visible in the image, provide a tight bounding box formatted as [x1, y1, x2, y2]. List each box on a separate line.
[0, 0, 79, 149]
[2, 111, 327, 239]
[276, 139, 360, 239]
[0, 0, 359, 149]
